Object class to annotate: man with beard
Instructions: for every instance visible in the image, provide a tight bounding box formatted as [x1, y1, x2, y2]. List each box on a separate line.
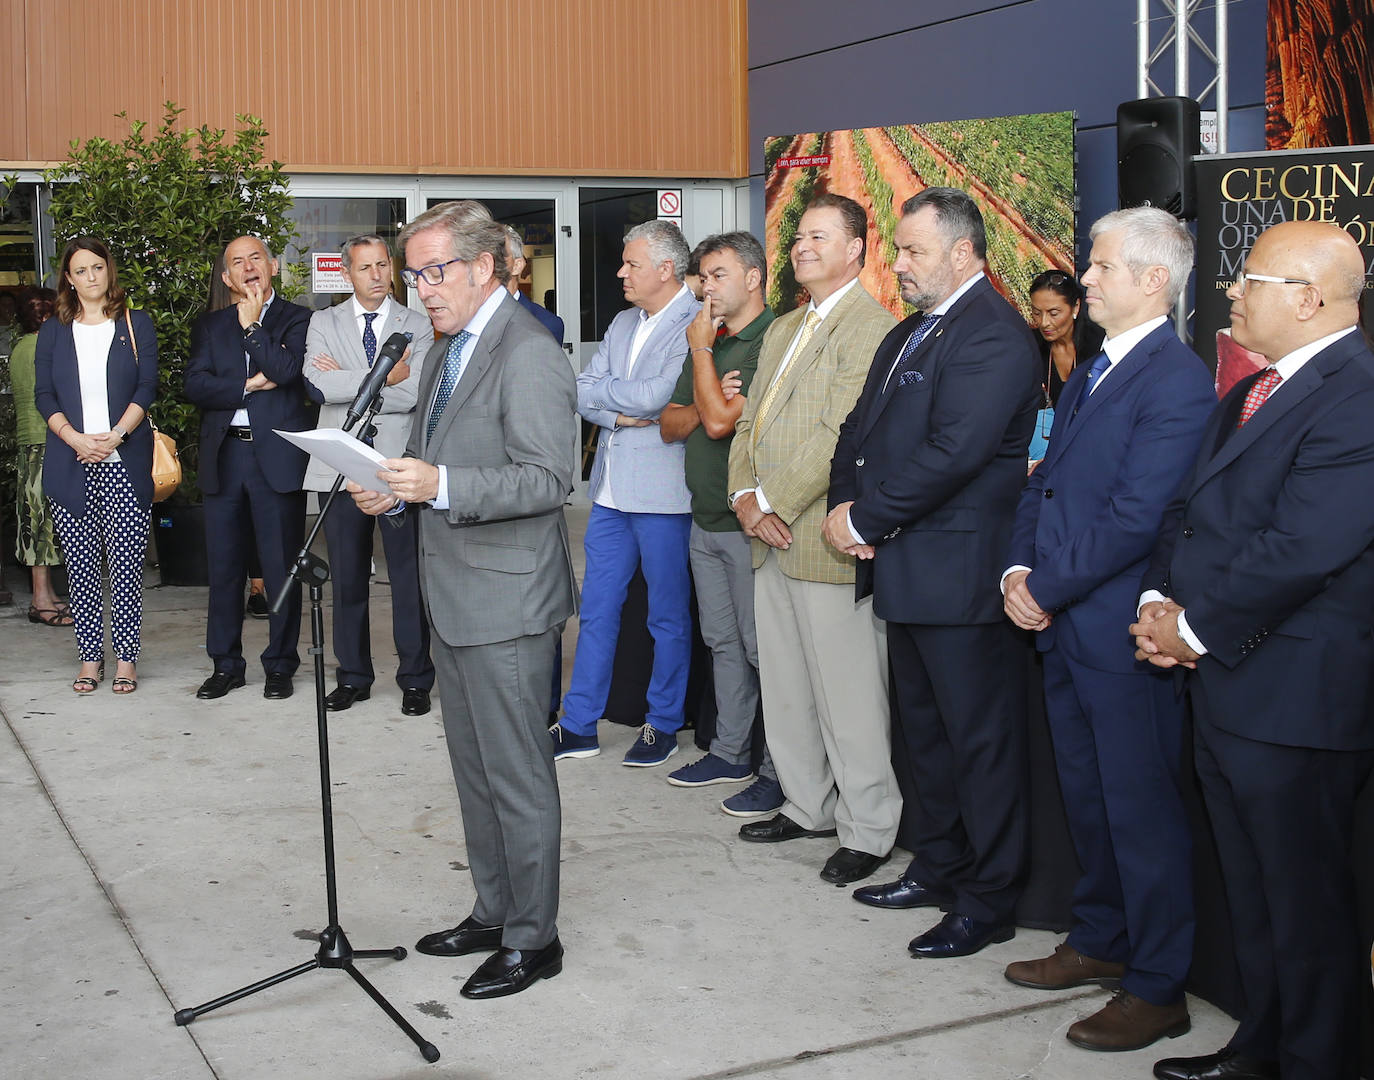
[825, 187, 1041, 957]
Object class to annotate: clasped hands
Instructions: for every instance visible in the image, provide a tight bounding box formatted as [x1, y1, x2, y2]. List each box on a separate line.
[69, 429, 123, 464]
[348, 458, 442, 516]
[1003, 575, 1199, 669]
[733, 490, 792, 550]
[820, 501, 874, 560]
[1129, 599, 1199, 669]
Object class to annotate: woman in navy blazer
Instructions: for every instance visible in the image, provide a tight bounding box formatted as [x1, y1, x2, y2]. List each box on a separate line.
[34, 237, 158, 694]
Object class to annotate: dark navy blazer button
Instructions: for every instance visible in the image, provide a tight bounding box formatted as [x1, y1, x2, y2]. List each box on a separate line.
[1043, 488, 1055, 499]
[856, 457, 865, 466]
[1182, 527, 1194, 538]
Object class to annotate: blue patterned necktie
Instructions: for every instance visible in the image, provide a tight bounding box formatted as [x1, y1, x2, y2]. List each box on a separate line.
[882, 311, 940, 392]
[1082, 351, 1111, 394]
[362, 311, 379, 368]
[426, 330, 471, 440]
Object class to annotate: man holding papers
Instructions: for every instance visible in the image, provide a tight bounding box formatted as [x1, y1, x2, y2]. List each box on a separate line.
[350, 201, 578, 1001]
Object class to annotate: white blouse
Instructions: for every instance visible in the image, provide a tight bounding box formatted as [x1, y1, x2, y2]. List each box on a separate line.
[72, 319, 120, 462]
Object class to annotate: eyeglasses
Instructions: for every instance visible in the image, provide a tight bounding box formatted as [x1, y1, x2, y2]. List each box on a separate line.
[400, 258, 464, 287]
[1235, 271, 1323, 306]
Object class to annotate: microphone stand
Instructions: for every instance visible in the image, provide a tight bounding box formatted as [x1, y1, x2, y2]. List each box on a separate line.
[172, 390, 439, 1063]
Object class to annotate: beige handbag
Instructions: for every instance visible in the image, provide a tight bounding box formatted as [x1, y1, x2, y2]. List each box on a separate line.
[126, 309, 181, 502]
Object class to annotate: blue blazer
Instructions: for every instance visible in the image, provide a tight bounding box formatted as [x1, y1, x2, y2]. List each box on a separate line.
[577, 288, 699, 514]
[829, 276, 1042, 624]
[34, 309, 159, 513]
[1007, 321, 1217, 672]
[517, 290, 564, 345]
[185, 297, 313, 495]
[1144, 329, 1374, 750]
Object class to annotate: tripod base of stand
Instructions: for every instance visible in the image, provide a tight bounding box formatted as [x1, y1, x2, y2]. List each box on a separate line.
[173, 924, 440, 1063]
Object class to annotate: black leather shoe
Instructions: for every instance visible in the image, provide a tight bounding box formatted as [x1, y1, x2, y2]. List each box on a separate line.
[415, 917, 503, 957]
[820, 847, 889, 885]
[738, 813, 839, 844]
[853, 875, 954, 909]
[401, 688, 431, 716]
[196, 671, 246, 699]
[263, 673, 294, 699]
[324, 684, 370, 711]
[908, 911, 1014, 958]
[1153, 1049, 1279, 1080]
[459, 939, 563, 999]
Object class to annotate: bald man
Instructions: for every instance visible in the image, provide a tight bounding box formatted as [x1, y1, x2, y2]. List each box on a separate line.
[1135, 222, 1374, 1080]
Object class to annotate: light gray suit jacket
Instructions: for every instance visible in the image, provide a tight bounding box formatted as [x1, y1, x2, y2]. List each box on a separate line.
[408, 291, 579, 648]
[302, 296, 435, 491]
[577, 287, 699, 513]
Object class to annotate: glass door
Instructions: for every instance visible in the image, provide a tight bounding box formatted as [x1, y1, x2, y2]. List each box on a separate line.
[420, 181, 575, 357]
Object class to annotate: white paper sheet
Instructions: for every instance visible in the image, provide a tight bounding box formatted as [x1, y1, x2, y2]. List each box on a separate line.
[274, 428, 398, 491]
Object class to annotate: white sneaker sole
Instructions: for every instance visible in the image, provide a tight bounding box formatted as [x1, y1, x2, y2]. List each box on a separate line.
[666, 772, 755, 788]
[621, 744, 680, 768]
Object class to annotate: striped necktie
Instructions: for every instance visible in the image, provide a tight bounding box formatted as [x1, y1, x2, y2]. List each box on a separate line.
[426, 330, 471, 441]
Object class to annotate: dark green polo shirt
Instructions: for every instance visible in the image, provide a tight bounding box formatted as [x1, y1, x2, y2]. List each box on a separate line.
[669, 307, 775, 531]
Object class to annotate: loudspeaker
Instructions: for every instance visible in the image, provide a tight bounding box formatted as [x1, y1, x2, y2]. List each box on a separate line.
[1117, 96, 1201, 219]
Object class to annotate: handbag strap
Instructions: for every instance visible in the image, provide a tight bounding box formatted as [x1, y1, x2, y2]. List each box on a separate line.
[124, 309, 156, 433]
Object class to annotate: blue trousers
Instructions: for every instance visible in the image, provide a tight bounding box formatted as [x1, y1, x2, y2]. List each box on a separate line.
[561, 505, 691, 735]
[1042, 648, 1193, 1005]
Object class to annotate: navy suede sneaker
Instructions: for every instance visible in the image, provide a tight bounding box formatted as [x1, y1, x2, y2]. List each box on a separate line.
[622, 724, 678, 767]
[549, 723, 600, 760]
[666, 753, 752, 787]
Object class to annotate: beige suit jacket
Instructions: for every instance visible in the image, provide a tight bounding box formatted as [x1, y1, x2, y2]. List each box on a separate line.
[727, 281, 896, 584]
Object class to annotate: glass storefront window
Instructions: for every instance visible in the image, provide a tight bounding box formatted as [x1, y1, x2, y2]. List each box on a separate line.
[578, 188, 657, 343]
[282, 197, 409, 311]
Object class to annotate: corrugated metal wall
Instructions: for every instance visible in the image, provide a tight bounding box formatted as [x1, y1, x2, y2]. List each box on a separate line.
[1, 0, 748, 177]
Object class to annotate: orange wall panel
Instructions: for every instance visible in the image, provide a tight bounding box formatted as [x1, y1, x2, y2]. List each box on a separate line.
[4, 0, 747, 178]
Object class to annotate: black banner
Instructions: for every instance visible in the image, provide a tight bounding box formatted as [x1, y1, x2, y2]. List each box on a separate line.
[1194, 145, 1374, 376]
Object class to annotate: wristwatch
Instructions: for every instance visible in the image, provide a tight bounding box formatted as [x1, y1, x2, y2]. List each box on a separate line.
[112, 426, 128, 441]
[243, 321, 262, 335]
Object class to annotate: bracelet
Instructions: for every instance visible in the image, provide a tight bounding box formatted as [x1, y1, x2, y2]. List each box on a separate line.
[57, 423, 73, 439]
[112, 426, 128, 441]
[692, 346, 713, 355]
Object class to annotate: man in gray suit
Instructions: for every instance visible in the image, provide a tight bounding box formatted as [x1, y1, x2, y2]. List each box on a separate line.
[549, 219, 701, 767]
[349, 200, 577, 1001]
[304, 234, 436, 715]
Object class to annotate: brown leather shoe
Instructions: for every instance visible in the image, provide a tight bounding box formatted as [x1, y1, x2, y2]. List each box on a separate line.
[1067, 990, 1190, 1051]
[1005, 942, 1126, 989]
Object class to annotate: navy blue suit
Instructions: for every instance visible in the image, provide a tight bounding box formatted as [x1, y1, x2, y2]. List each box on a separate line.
[1007, 321, 1215, 1004]
[830, 275, 1041, 924]
[517, 290, 564, 345]
[1144, 328, 1374, 1078]
[185, 298, 313, 679]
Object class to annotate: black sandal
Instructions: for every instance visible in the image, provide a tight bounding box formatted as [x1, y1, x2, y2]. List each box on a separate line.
[30, 605, 75, 627]
[112, 676, 138, 695]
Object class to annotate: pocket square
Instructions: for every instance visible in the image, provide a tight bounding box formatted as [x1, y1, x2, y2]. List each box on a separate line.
[899, 369, 925, 386]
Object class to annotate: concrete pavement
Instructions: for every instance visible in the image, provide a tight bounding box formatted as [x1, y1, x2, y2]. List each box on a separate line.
[0, 502, 1237, 1080]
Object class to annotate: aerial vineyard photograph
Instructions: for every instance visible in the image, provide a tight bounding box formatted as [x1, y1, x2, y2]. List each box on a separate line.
[764, 111, 1076, 320]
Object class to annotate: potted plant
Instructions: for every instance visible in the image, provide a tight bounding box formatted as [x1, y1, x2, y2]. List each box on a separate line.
[44, 103, 298, 585]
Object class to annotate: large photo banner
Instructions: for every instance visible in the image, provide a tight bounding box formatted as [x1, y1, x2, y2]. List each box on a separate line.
[1195, 145, 1374, 386]
[763, 112, 1076, 322]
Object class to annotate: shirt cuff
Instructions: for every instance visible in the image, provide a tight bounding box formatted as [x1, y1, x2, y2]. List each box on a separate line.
[1175, 610, 1208, 656]
[1001, 565, 1032, 595]
[430, 464, 449, 510]
[754, 486, 773, 515]
[1137, 589, 1166, 616]
[845, 508, 866, 546]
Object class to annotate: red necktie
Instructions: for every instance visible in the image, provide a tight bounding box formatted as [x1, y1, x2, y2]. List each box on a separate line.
[1236, 367, 1282, 427]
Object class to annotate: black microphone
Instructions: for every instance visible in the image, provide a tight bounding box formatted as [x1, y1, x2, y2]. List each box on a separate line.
[344, 331, 413, 429]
